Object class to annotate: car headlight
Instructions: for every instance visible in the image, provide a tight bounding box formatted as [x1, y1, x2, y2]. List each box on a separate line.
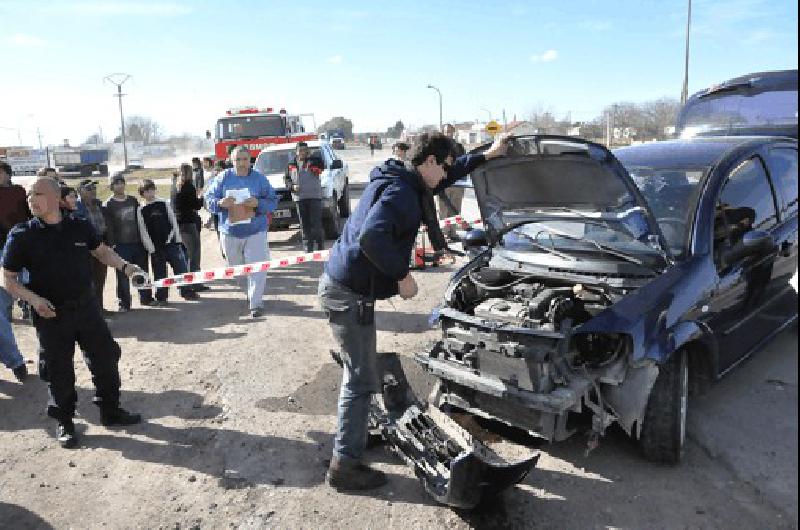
[571, 333, 629, 368]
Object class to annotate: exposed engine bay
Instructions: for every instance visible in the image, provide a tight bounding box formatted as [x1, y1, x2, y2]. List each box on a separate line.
[416, 262, 658, 444]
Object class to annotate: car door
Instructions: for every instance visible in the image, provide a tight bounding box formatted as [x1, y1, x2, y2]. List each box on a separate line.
[763, 144, 799, 320]
[706, 155, 782, 373]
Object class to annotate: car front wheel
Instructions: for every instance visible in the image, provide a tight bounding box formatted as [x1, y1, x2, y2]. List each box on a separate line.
[640, 348, 688, 464]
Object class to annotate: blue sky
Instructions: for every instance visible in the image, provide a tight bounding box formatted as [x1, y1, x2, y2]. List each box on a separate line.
[0, 0, 796, 146]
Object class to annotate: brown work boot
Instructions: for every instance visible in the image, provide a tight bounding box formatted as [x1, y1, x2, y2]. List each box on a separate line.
[326, 456, 387, 491]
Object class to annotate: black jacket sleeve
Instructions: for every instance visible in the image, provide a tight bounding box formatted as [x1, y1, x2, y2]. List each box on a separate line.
[432, 153, 486, 194]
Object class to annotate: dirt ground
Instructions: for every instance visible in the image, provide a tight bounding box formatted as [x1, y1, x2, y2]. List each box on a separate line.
[1, 147, 797, 529]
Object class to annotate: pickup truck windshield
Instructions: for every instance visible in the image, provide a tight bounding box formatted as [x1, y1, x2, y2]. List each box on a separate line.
[217, 115, 286, 140]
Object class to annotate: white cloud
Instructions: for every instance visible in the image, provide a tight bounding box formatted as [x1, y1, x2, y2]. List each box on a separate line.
[6, 33, 47, 47]
[530, 49, 558, 63]
[326, 55, 343, 64]
[46, 2, 192, 16]
[579, 20, 612, 32]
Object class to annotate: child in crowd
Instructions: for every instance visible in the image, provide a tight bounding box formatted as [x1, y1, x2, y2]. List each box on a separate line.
[136, 179, 199, 305]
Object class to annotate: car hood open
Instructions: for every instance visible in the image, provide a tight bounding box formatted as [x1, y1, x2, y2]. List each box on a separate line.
[470, 136, 665, 247]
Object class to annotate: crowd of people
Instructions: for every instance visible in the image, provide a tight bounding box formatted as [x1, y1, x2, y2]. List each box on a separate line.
[0, 131, 502, 495]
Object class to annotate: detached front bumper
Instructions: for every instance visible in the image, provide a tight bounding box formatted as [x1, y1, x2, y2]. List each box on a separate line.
[367, 353, 539, 509]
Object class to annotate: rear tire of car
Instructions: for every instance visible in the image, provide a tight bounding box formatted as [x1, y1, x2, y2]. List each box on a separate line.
[640, 349, 688, 464]
[338, 181, 351, 218]
[323, 193, 342, 239]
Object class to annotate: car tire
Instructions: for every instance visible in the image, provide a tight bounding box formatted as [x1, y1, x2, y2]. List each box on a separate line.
[338, 181, 351, 218]
[640, 349, 688, 464]
[322, 193, 342, 239]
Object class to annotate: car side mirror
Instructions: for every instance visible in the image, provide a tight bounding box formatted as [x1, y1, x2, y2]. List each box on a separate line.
[463, 228, 488, 249]
[723, 230, 775, 265]
[330, 159, 343, 170]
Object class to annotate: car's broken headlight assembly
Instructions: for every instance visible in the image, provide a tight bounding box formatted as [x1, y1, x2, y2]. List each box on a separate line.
[570, 332, 630, 369]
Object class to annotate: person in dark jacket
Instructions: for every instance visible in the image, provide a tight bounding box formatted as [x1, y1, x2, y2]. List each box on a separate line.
[437, 124, 468, 239]
[172, 163, 207, 291]
[75, 180, 110, 313]
[137, 179, 198, 304]
[318, 132, 509, 491]
[104, 175, 153, 311]
[192, 157, 205, 191]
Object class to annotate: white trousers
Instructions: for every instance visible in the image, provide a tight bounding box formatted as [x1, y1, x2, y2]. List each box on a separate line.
[221, 231, 269, 310]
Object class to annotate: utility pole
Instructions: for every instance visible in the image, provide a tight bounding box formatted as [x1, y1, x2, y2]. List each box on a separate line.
[502, 109, 507, 132]
[681, 0, 692, 104]
[426, 84, 442, 131]
[36, 128, 43, 149]
[104, 73, 132, 169]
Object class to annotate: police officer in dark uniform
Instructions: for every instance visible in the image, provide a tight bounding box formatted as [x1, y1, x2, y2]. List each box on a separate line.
[1, 177, 143, 448]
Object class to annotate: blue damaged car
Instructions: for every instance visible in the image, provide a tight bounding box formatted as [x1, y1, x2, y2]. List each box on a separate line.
[416, 134, 798, 464]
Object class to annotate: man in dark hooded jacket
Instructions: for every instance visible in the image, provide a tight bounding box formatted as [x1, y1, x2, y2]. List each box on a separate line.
[318, 132, 509, 491]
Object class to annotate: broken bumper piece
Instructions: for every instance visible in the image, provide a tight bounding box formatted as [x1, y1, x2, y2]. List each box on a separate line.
[368, 353, 539, 509]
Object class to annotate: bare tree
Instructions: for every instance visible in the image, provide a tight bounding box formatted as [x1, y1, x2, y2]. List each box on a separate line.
[125, 116, 162, 145]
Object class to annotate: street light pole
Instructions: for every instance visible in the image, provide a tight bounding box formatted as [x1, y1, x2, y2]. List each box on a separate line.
[104, 73, 132, 170]
[480, 107, 492, 122]
[426, 84, 442, 131]
[681, 0, 692, 104]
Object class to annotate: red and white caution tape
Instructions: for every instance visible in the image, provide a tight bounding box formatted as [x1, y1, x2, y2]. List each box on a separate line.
[141, 250, 330, 289]
[139, 214, 483, 289]
[421, 215, 483, 232]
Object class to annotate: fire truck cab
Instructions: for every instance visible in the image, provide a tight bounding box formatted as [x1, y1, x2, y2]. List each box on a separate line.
[213, 106, 317, 161]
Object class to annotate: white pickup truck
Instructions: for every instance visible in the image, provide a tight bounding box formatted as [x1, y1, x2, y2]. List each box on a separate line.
[254, 140, 350, 238]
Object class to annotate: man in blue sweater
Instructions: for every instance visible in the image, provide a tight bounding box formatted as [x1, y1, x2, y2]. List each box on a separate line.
[205, 146, 278, 317]
[319, 132, 509, 490]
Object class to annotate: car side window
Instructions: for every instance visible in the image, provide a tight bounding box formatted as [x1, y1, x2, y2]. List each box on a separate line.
[764, 147, 798, 218]
[714, 157, 778, 268]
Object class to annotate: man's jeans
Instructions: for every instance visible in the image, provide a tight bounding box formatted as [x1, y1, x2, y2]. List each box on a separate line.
[318, 273, 379, 462]
[221, 230, 269, 311]
[150, 243, 191, 301]
[296, 199, 325, 252]
[113, 242, 152, 308]
[0, 286, 24, 370]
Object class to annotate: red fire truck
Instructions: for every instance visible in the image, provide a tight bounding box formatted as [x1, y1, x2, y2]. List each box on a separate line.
[213, 107, 317, 161]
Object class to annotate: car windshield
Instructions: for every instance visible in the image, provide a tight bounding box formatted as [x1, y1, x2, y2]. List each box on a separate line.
[623, 165, 708, 258]
[217, 115, 286, 140]
[677, 89, 798, 137]
[256, 150, 294, 174]
[500, 214, 663, 265]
